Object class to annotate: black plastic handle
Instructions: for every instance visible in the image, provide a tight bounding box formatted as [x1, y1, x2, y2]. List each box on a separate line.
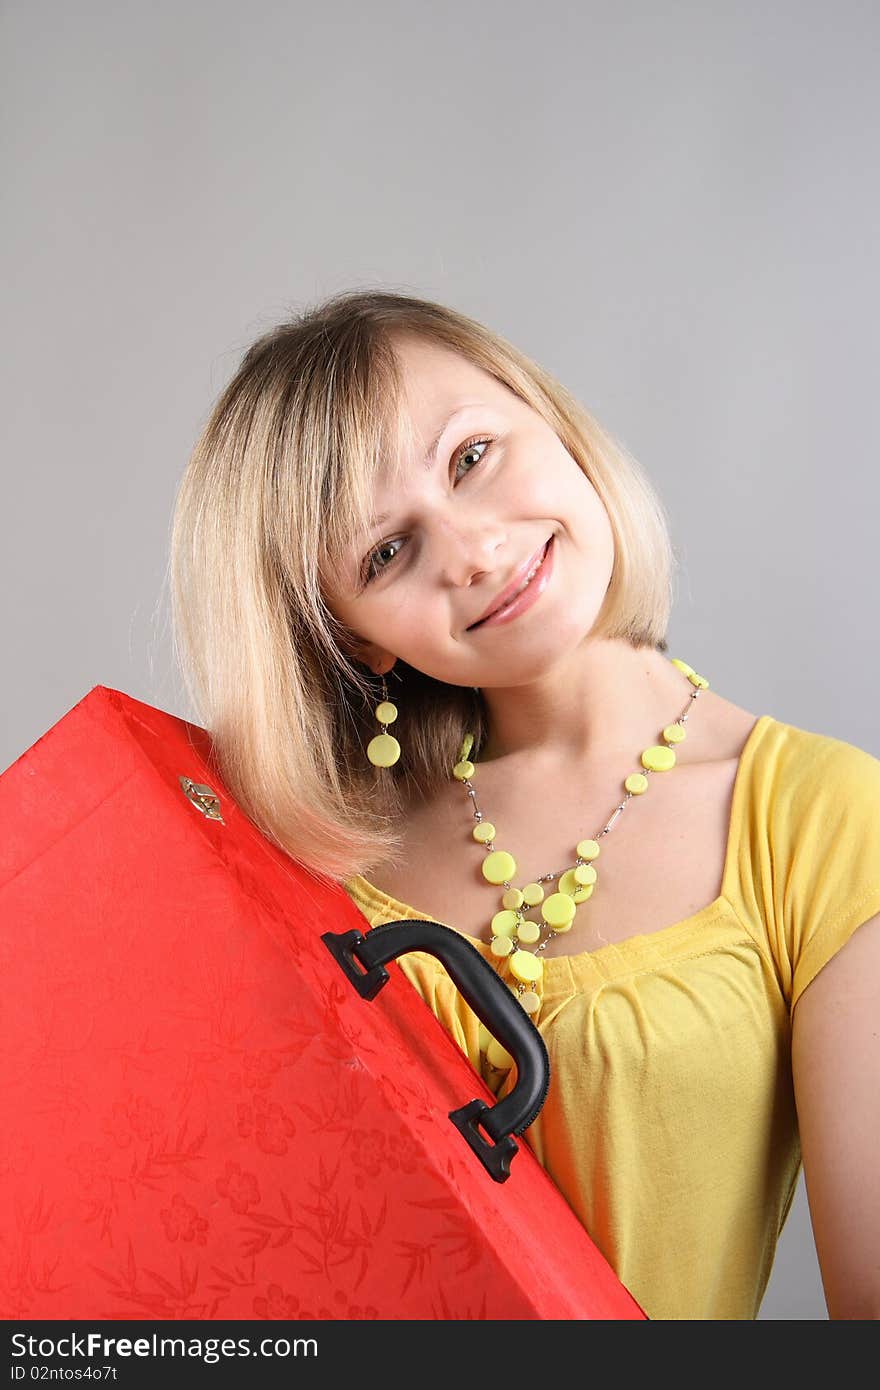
[321, 918, 551, 1181]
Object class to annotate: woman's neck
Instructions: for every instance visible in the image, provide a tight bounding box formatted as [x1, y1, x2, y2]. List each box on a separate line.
[476, 637, 695, 767]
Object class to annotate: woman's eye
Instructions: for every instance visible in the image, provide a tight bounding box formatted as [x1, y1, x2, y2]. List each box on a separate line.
[362, 536, 405, 585]
[453, 435, 491, 482]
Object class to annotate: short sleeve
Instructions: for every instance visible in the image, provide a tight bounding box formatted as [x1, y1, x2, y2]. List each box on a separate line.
[760, 727, 880, 1017]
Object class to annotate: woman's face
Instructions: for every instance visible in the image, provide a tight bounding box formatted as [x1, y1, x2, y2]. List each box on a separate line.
[324, 332, 616, 689]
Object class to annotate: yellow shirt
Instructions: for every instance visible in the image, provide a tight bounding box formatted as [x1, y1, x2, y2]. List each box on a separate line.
[343, 714, 880, 1320]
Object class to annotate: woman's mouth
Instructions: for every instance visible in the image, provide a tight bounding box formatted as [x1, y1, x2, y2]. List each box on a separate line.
[467, 536, 555, 631]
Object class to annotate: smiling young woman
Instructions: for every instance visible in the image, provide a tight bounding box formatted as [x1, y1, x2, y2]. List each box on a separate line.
[168, 289, 880, 1320]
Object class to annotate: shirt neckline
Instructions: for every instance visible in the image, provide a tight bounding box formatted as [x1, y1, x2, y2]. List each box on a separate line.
[348, 713, 774, 977]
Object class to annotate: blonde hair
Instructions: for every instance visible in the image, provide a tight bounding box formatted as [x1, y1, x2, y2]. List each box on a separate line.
[168, 289, 679, 887]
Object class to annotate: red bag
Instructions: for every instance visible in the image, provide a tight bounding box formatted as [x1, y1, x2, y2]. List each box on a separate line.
[0, 686, 647, 1321]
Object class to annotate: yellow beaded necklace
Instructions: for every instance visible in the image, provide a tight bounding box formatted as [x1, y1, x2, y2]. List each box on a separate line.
[452, 657, 710, 1071]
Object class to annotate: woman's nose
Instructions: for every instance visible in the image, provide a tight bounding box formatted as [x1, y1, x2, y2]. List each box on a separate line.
[434, 518, 507, 586]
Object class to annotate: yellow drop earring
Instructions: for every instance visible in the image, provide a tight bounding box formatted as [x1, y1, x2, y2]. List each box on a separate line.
[366, 673, 401, 767]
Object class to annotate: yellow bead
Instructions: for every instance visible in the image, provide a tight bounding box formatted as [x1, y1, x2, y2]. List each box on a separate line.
[366, 733, 401, 767]
[574, 863, 597, 886]
[473, 821, 495, 843]
[502, 888, 524, 910]
[625, 772, 648, 794]
[688, 672, 710, 689]
[558, 868, 590, 903]
[478, 1022, 492, 1052]
[490, 935, 513, 957]
[522, 882, 545, 906]
[641, 744, 676, 772]
[491, 910, 519, 937]
[663, 722, 686, 744]
[519, 990, 541, 1015]
[509, 950, 543, 984]
[576, 839, 601, 861]
[453, 760, 475, 780]
[541, 892, 576, 928]
[458, 733, 475, 761]
[375, 701, 397, 724]
[516, 919, 541, 944]
[486, 1037, 515, 1069]
[482, 850, 517, 885]
[670, 658, 695, 677]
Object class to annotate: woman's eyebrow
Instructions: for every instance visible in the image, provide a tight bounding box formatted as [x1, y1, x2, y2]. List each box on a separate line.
[366, 402, 482, 532]
[423, 403, 482, 468]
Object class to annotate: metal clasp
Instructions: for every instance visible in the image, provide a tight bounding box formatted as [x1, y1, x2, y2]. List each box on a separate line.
[178, 775, 225, 823]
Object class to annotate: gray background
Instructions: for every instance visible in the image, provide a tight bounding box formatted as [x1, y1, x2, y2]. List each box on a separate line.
[3, 0, 878, 1318]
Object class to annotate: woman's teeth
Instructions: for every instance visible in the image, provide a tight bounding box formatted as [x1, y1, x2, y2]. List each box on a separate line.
[496, 542, 547, 612]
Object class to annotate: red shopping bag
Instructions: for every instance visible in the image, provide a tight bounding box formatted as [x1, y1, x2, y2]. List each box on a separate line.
[0, 686, 647, 1321]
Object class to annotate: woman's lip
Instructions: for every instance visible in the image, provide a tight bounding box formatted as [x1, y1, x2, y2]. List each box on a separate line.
[467, 536, 554, 630]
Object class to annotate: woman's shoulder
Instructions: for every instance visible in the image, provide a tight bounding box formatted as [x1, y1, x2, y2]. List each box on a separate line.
[702, 696, 879, 795]
[750, 710, 880, 796]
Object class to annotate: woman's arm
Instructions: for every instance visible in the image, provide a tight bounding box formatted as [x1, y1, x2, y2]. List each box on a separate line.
[791, 909, 880, 1319]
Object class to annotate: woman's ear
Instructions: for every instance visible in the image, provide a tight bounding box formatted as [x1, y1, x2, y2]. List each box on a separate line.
[326, 601, 397, 675]
[337, 631, 397, 678]
[357, 646, 398, 678]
